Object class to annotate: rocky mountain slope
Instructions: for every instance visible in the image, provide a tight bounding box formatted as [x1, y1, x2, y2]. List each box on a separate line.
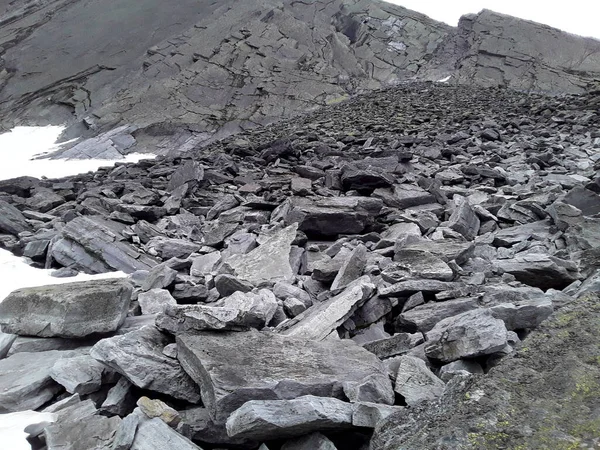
[0, 81, 600, 449]
[1, 1, 600, 157]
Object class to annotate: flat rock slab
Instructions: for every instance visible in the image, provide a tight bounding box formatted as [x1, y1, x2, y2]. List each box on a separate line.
[388, 250, 454, 281]
[425, 309, 508, 363]
[0, 350, 79, 412]
[226, 395, 353, 440]
[130, 417, 202, 450]
[495, 253, 579, 290]
[177, 330, 394, 422]
[394, 355, 445, 406]
[45, 415, 121, 450]
[400, 240, 474, 265]
[50, 354, 113, 395]
[90, 326, 200, 403]
[395, 298, 480, 333]
[277, 276, 375, 341]
[224, 224, 297, 284]
[0, 279, 132, 338]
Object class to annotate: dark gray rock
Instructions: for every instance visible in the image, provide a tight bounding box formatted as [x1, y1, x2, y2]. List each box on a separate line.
[138, 289, 177, 315]
[330, 244, 368, 291]
[0, 199, 31, 235]
[401, 240, 475, 264]
[495, 253, 579, 290]
[141, 263, 178, 291]
[448, 199, 480, 240]
[394, 355, 445, 406]
[130, 417, 202, 450]
[112, 413, 140, 450]
[388, 250, 454, 281]
[439, 360, 484, 382]
[90, 326, 201, 403]
[395, 298, 480, 333]
[214, 274, 254, 297]
[226, 395, 353, 440]
[168, 160, 204, 192]
[0, 279, 132, 338]
[282, 432, 338, 450]
[177, 330, 393, 422]
[144, 237, 200, 260]
[50, 354, 114, 395]
[101, 377, 135, 416]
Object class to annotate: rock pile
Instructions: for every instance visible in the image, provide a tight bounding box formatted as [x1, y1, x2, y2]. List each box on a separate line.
[1, 81, 600, 448]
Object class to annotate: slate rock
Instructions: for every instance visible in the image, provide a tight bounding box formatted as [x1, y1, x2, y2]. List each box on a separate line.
[330, 244, 368, 291]
[130, 417, 202, 450]
[401, 240, 474, 264]
[395, 297, 480, 333]
[177, 330, 393, 422]
[395, 355, 445, 406]
[363, 333, 424, 359]
[0, 350, 78, 412]
[101, 377, 135, 416]
[425, 309, 508, 363]
[45, 415, 121, 450]
[111, 413, 140, 450]
[138, 289, 177, 315]
[144, 237, 200, 260]
[168, 160, 204, 192]
[141, 263, 178, 291]
[0, 199, 31, 235]
[214, 274, 254, 297]
[90, 326, 201, 403]
[439, 360, 484, 382]
[448, 199, 480, 240]
[495, 253, 579, 290]
[190, 251, 222, 276]
[351, 402, 404, 428]
[50, 354, 113, 395]
[273, 282, 313, 308]
[226, 395, 353, 440]
[0, 279, 132, 338]
[389, 249, 454, 281]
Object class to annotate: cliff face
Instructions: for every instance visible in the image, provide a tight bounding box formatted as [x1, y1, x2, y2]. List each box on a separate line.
[0, 1, 599, 154]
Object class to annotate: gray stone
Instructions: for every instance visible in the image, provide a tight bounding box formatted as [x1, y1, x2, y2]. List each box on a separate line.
[330, 244, 368, 291]
[291, 177, 313, 196]
[177, 330, 393, 422]
[112, 413, 140, 450]
[0, 279, 132, 338]
[179, 406, 253, 447]
[101, 377, 135, 416]
[0, 199, 31, 235]
[130, 417, 202, 450]
[439, 360, 484, 382]
[448, 199, 480, 240]
[395, 298, 480, 333]
[401, 240, 475, 264]
[0, 331, 16, 358]
[138, 289, 177, 315]
[389, 184, 436, 209]
[311, 248, 352, 282]
[495, 253, 579, 290]
[141, 263, 178, 291]
[283, 298, 307, 317]
[144, 237, 200, 260]
[214, 274, 253, 297]
[278, 276, 375, 341]
[90, 326, 200, 403]
[137, 396, 181, 427]
[273, 282, 313, 308]
[394, 355, 445, 406]
[388, 250, 454, 281]
[351, 295, 393, 328]
[351, 402, 404, 428]
[168, 160, 204, 192]
[156, 289, 278, 333]
[190, 252, 222, 276]
[425, 309, 508, 363]
[223, 224, 297, 284]
[7, 336, 86, 356]
[282, 432, 337, 450]
[547, 201, 583, 231]
[493, 221, 553, 247]
[0, 350, 78, 412]
[378, 222, 422, 248]
[226, 396, 353, 440]
[45, 415, 121, 450]
[482, 285, 554, 330]
[379, 279, 464, 297]
[50, 354, 113, 395]
[363, 333, 424, 359]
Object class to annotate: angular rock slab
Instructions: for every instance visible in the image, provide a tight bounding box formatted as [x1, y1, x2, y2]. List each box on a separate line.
[425, 309, 508, 363]
[0, 279, 132, 338]
[0, 350, 78, 412]
[394, 355, 445, 406]
[224, 224, 297, 284]
[130, 417, 202, 450]
[494, 253, 579, 290]
[388, 249, 454, 281]
[50, 354, 113, 395]
[277, 276, 375, 341]
[282, 432, 338, 450]
[44, 415, 121, 450]
[226, 395, 353, 440]
[157, 289, 277, 333]
[177, 330, 394, 422]
[90, 326, 200, 403]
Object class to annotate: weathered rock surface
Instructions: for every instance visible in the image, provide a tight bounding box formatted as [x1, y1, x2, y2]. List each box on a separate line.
[394, 355, 445, 406]
[177, 330, 393, 422]
[226, 396, 353, 440]
[0, 279, 132, 338]
[130, 417, 202, 450]
[44, 415, 121, 450]
[90, 326, 200, 403]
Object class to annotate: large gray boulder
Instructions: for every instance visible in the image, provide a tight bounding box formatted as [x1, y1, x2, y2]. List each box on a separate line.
[0, 199, 31, 235]
[90, 326, 201, 403]
[0, 279, 133, 338]
[395, 297, 480, 333]
[425, 309, 508, 362]
[0, 350, 79, 412]
[494, 253, 580, 290]
[50, 354, 114, 395]
[177, 330, 394, 422]
[277, 276, 375, 341]
[130, 417, 203, 450]
[394, 355, 445, 406]
[226, 396, 353, 440]
[44, 415, 121, 450]
[156, 289, 278, 333]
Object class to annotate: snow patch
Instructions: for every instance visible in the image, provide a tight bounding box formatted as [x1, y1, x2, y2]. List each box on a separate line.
[438, 75, 452, 83]
[388, 41, 407, 52]
[0, 411, 56, 450]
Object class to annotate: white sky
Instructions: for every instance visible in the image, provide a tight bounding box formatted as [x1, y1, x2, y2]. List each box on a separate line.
[387, 1, 600, 40]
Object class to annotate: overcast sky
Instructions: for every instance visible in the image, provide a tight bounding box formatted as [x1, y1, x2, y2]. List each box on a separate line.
[387, 1, 600, 40]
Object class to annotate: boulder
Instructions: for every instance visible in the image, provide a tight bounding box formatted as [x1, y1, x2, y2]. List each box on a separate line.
[141, 263, 178, 291]
[495, 253, 579, 290]
[277, 276, 375, 341]
[50, 354, 114, 395]
[138, 289, 177, 315]
[351, 402, 404, 428]
[394, 355, 445, 406]
[448, 199, 480, 240]
[425, 309, 508, 363]
[330, 244, 368, 291]
[363, 333, 424, 359]
[281, 432, 338, 450]
[0, 350, 78, 412]
[214, 274, 253, 297]
[395, 297, 480, 333]
[0, 199, 31, 235]
[190, 251, 222, 276]
[0, 279, 132, 338]
[130, 417, 202, 450]
[177, 330, 394, 422]
[90, 326, 201, 403]
[226, 396, 353, 440]
[388, 250, 454, 281]
[156, 290, 278, 333]
[44, 415, 121, 450]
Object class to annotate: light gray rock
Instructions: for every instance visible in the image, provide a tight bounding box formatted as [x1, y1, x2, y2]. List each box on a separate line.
[493, 221, 553, 247]
[394, 355, 445, 406]
[168, 160, 204, 192]
[0, 350, 78, 412]
[156, 289, 278, 333]
[330, 244, 368, 291]
[130, 417, 202, 450]
[494, 253, 579, 290]
[448, 199, 480, 240]
[378, 222, 422, 248]
[144, 237, 200, 260]
[112, 413, 140, 450]
[387, 250, 454, 281]
[401, 240, 474, 264]
[226, 395, 353, 440]
[138, 289, 177, 315]
[395, 297, 480, 333]
[50, 354, 114, 395]
[425, 309, 508, 363]
[141, 263, 178, 291]
[0, 199, 31, 235]
[482, 285, 554, 330]
[45, 415, 121, 450]
[90, 326, 200, 403]
[281, 432, 338, 450]
[214, 274, 254, 297]
[278, 276, 375, 341]
[0, 279, 132, 338]
[351, 402, 405, 428]
[0, 331, 16, 358]
[190, 251, 222, 276]
[439, 360, 484, 382]
[223, 224, 297, 284]
[177, 330, 393, 422]
[379, 279, 464, 298]
[273, 282, 312, 307]
[101, 377, 135, 416]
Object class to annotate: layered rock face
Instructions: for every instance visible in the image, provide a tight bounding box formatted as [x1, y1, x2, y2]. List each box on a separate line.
[1, 1, 599, 156]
